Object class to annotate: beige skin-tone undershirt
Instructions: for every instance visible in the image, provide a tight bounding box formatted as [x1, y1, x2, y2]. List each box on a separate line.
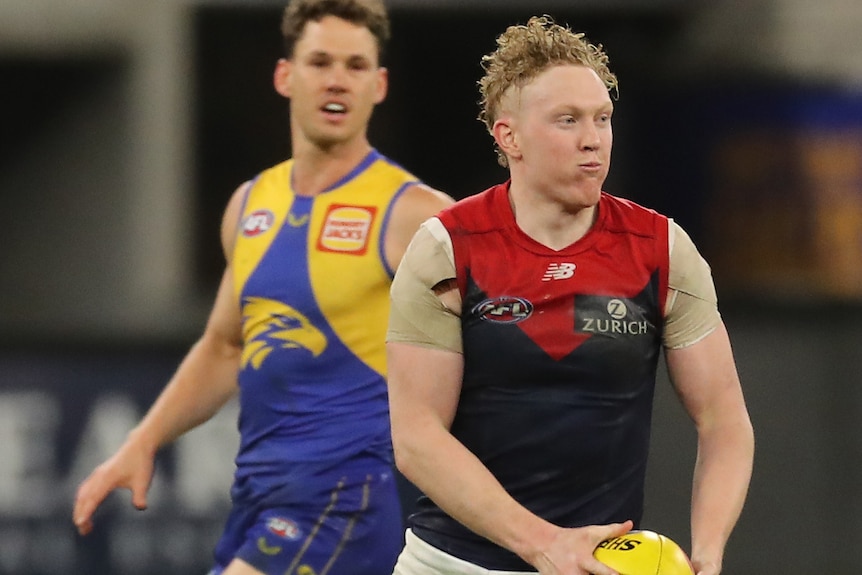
[387, 217, 720, 352]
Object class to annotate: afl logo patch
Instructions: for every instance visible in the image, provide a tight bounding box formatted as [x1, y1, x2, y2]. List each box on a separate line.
[472, 296, 533, 324]
[242, 209, 274, 237]
[266, 517, 301, 540]
[317, 204, 376, 255]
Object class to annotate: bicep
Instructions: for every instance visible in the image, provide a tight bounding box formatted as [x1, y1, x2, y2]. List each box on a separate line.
[200, 267, 243, 359]
[664, 321, 746, 429]
[206, 182, 248, 356]
[387, 342, 463, 433]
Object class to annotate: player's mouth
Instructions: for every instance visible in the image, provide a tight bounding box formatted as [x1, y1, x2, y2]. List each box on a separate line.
[321, 102, 348, 119]
[579, 161, 603, 173]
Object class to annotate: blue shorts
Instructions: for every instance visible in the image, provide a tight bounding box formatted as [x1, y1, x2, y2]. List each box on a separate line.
[210, 468, 404, 575]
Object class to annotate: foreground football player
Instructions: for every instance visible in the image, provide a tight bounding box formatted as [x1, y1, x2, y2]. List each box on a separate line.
[386, 15, 753, 575]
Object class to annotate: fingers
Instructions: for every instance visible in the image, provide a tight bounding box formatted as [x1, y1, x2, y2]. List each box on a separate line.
[72, 445, 155, 536]
[74, 515, 94, 537]
[73, 479, 150, 536]
[585, 520, 635, 575]
[130, 477, 150, 511]
[582, 556, 620, 575]
[595, 520, 634, 544]
[73, 474, 107, 536]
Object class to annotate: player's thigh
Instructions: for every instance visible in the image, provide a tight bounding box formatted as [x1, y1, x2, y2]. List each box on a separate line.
[394, 530, 536, 575]
[221, 557, 265, 575]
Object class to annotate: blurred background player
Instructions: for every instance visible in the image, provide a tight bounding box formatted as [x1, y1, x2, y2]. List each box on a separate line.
[386, 15, 753, 575]
[72, 1, 452, 574]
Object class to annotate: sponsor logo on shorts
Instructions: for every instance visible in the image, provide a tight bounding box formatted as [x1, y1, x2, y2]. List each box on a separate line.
[257, 537, 281, 556]
[242, 209, 275, 237]
[267, 516, 301, 540]
[317, 204, 376, 254]
[472, 296, 533, 324]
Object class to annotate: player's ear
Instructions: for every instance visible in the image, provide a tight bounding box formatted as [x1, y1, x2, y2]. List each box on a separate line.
[493, 116, 520, 161]
[274, 58, 292, 98]
[373, 66, 388, 104]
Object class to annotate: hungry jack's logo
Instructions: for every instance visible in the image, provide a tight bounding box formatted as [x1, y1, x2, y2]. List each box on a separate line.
[317, 204, 376, 254]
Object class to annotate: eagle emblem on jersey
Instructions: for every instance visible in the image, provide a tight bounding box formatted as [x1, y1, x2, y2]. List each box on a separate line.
[240, 297, 328, 369]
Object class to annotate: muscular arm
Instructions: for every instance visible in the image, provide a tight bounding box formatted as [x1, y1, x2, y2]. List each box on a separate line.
[131, 269, 242, 450]
[73, 182, 249, 535]
[128, 180, 249, 449]
[663, 221, 754, 575]
[388, 343, 542, 554]
[665, 324, 753, 575]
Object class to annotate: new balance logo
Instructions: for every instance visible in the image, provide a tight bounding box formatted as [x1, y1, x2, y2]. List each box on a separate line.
[542, 263, 576, 281]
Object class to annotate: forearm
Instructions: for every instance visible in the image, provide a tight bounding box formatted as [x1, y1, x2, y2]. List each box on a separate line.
[690, 417, 754, 571]
[395, 423, 556, 566]
[130, 334, 241, 454]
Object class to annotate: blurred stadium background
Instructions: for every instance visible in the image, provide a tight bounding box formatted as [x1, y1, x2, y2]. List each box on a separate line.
[2, 0, 862, 573]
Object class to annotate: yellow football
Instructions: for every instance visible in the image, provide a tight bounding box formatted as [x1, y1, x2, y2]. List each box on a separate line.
[593, 530, 694, 575]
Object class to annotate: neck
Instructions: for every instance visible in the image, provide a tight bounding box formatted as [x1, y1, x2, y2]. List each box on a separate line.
[508, 183, 598, 251]
[290, 134, 373, 197]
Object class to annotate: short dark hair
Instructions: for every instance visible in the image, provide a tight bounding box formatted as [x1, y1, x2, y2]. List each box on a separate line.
[281, 0, 391, 63]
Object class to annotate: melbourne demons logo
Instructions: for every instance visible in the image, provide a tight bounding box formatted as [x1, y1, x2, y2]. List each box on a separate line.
[241, 209, 275, 237]
[240, 297, 328, 369]
[317, 204, 376, 254]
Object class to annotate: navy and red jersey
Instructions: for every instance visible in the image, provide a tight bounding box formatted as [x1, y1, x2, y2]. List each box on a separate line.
[410, 182, 671, 571]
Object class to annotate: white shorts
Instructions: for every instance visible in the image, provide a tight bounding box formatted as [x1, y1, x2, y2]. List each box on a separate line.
[392, 529, 538, 575]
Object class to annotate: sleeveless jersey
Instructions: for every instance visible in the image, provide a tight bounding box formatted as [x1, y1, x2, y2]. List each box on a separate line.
[230, 150, 418, 506]
[411, 183, 670, 570]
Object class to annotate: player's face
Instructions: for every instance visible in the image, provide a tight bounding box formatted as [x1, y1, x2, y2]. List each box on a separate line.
[276, 15, 387, 149]
[509, 65, 613, 208]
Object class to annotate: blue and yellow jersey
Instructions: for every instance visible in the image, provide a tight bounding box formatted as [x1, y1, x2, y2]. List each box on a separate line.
[230, 150, 418, 505]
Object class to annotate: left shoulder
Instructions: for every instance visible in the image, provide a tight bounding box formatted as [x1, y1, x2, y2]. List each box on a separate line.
[391, 183, 455, 232]
[600, 192, 669, 234]
[601, 192, 663, 216]
[385, 183, 455, 271]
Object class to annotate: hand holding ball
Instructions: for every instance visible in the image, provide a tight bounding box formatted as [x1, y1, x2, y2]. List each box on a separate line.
[593, 530, 694, 575]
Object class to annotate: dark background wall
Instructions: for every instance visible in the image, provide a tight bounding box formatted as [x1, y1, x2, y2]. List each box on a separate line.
[191, 5, 697, 288]
[2, 2, 862, 574]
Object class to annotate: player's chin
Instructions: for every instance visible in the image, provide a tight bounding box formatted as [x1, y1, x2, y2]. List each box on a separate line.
[566, 184, 602, 208]
[312, 126, 360, 148]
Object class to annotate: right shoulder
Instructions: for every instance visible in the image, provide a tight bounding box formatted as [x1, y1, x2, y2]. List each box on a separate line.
[220, 180, 254, 261]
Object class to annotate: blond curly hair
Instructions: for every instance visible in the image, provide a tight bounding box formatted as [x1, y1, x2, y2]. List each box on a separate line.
[478, 15, 618, 167]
